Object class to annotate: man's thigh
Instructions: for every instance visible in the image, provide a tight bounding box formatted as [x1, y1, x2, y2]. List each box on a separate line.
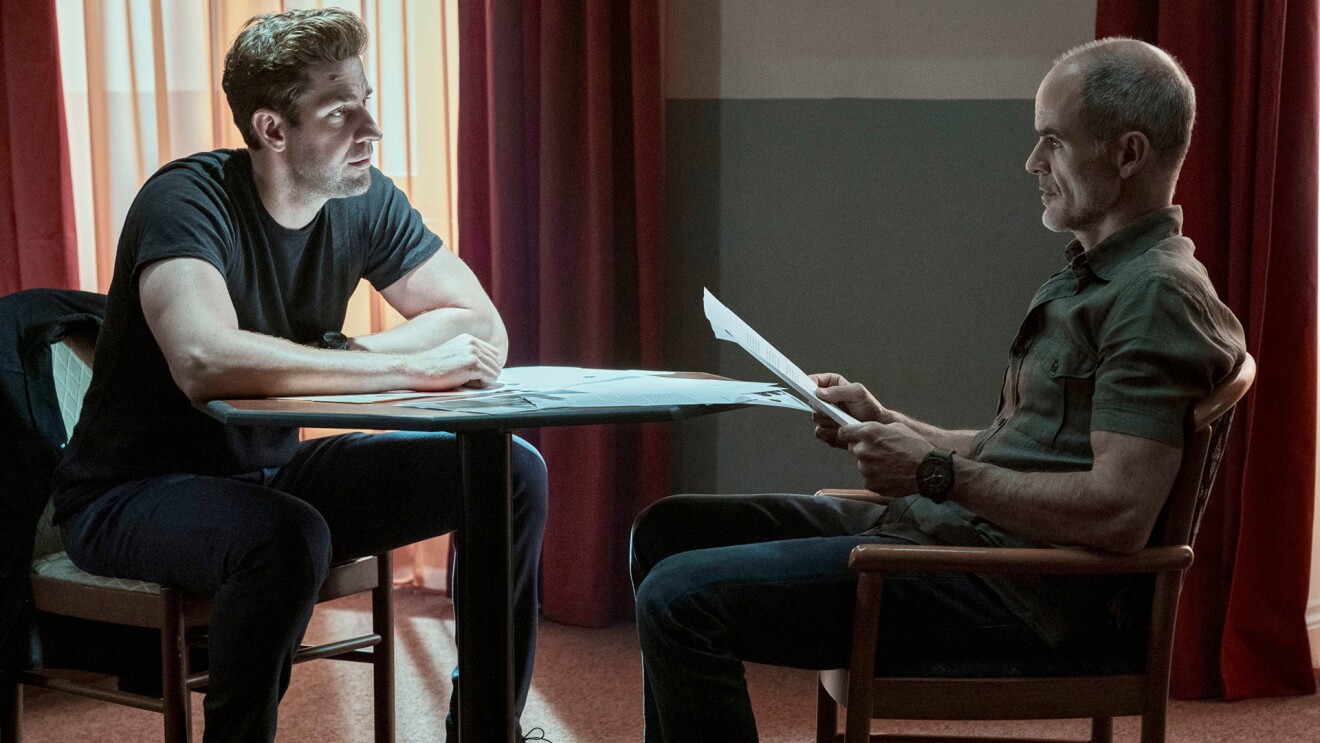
[60, 473, 329, 596]
[639, 533, 1044, 672]
[631, 492, 886, 581]
[271, 430, 548, 561]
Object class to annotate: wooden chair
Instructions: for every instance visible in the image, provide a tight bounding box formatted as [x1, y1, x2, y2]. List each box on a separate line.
[0, 329, 396, 743]
[815, 354, 1256, 743]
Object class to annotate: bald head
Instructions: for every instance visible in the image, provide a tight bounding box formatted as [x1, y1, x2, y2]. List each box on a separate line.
[1050, 38, 1196, 174]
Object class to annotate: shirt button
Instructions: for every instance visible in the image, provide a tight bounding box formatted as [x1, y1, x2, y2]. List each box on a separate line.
[1049, 360, 1059, 373]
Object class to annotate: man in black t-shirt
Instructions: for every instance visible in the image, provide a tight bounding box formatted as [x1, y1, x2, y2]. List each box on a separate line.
[50, 9, 547, 742]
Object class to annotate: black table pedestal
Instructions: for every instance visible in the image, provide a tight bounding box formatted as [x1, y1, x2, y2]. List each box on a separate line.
[455, 431, 515, 743]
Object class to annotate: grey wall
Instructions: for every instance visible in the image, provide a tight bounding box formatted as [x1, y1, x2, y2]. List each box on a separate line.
[663, 2, 1097, 495]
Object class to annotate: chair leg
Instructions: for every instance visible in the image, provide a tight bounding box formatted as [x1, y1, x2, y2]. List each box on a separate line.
[1140, 707, 1167, 743]
[0, 676, 20, 743]
[1091, 717, 1113, 743]
[373, 552, 396, 743]
[815, 680, 838, 743]
[161, 588, 192, 743]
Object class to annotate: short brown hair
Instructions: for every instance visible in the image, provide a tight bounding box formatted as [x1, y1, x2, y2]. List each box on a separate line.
[222, 8, 368, 150]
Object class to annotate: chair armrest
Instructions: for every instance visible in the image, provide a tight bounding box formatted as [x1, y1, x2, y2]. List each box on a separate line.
[814, 488, 893, 506]
[848, 543, 1193, 576]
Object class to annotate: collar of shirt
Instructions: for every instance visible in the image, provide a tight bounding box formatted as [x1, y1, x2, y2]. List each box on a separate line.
[1028, 206, 1185, 314]
[1062, 205, 1184, 281]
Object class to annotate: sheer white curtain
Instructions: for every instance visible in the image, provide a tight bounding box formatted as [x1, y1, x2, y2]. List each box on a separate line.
[56, 0, 461, 590]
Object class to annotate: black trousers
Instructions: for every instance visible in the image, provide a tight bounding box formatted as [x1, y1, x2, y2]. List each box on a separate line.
[60, 431, 549, 743]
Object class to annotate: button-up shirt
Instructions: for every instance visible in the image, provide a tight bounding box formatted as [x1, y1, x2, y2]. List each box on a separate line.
[870, 206, 1245, 648]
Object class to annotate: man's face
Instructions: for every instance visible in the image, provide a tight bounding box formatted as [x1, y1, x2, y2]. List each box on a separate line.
[1025, 65, 1120, 236]
[284, 57, 381, 200]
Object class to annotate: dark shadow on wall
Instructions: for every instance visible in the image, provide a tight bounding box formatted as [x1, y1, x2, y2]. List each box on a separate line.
[663, 96, 723, 496]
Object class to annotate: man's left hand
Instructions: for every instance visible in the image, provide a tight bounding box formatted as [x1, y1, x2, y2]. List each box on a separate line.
[835, 421, 932, 498]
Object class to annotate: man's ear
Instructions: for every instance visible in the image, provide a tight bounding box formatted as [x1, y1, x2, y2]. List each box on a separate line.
[1114, 131, 1151, 179]
[251, 109, 287, 152]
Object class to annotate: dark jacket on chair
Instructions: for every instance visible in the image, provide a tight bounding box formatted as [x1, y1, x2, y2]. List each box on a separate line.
[0, 288, 105, 669]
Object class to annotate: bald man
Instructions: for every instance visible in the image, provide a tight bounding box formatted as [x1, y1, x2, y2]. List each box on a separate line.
[630, 38, 1246, 742]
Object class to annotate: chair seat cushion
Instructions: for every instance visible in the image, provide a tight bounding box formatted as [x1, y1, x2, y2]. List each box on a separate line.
[31, 551, 163, 595]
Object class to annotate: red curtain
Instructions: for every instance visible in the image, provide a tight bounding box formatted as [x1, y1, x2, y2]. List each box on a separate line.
[458, 0, 666, 626]
[0, 0, 78, 294]
[1097, 0, 1318, 700]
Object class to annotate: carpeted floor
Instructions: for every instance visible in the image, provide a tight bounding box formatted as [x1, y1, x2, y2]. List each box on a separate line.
[16, 590, 1320, 742]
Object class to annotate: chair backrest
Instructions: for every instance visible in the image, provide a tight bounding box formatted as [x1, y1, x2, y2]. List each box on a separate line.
[1155, 353, 1256, 550]
[30, 331, 96, 561]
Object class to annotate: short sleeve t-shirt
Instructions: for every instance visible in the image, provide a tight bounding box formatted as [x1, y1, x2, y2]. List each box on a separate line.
[52, 149, 441, 522]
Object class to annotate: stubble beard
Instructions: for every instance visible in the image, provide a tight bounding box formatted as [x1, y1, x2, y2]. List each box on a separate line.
[1041, 199, 1106, 234]
[292, 158, 372, 201]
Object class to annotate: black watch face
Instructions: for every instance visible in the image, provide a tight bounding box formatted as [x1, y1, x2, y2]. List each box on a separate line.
[917, 457, 952, 500]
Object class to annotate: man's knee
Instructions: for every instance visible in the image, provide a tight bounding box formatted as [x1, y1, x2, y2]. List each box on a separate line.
[634, 559, 682, 638]
[511, 436, 549, 527]
[633, 551, 709, 640]
[630, 495, 700, 581]
[232, 499, 333, 596]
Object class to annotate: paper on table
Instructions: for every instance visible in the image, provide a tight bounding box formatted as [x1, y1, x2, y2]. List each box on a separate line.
[702, 288, 859, 426]
[276, 385, 509, 404]
[399, 373, 787, 413]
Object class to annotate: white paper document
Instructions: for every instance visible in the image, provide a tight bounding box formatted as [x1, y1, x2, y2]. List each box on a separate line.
[390, 366, 811, 416]
[702, 288, 859, 426]
[271, 323, 828, 418]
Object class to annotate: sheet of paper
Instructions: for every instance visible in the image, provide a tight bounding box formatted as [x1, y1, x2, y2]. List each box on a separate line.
[276, 385, 510, 404]
[702, 288, 859, 426]
[277, 365, 809, 416]
[496, 366, 666, 389]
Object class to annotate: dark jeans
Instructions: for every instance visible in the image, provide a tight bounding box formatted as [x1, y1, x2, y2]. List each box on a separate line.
[60, 431, 548, 743]
[630, 493, 1054, 743]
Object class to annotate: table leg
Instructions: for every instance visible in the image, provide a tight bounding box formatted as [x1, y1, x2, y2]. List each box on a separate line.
[455, 431, 516, 743]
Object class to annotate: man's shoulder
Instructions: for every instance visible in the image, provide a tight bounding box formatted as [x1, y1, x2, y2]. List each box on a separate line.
[147, 149, 244, 183]
[1120, 235, 1216, 295]
[131, 150, 249, 218]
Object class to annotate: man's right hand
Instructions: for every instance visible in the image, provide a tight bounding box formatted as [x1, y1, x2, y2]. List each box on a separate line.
[809, 373, 887, 449]
[411, 333, 503, 390]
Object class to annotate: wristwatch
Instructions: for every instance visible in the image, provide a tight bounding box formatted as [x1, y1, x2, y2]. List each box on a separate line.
[318, 331, 350, 350]
[916, 447, 956, 503]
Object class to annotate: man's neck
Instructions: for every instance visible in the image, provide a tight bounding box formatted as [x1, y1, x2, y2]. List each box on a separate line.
[248, 149, 327, 230]
[1076, 180, 1176, 252]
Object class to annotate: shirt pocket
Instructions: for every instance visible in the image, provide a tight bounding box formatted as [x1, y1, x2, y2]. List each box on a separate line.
[1015, 335, 1097, 452]
[1044, 338, 1098, 452]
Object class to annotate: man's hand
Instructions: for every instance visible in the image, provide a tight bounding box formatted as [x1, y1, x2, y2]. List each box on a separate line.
[810, 373, 886, 448]
[834, 421, 931, 498]
[411, 333, 503, 390]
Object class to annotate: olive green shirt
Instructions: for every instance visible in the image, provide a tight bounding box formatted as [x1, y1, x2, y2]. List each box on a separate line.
[871, 207, 1245, 648]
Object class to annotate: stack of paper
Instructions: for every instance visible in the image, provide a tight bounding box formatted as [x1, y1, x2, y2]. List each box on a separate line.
[279, 367, 810, 416]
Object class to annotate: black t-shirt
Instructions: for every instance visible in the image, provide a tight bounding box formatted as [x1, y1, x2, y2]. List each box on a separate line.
[52, 149, 441, 522]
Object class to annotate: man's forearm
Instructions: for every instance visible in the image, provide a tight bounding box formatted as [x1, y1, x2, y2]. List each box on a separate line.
[882, 408, 981, 452]
[947, 431, 1180, 553]
[952, 462, 1138, 552]
[175, 329, 414, 400]
[171, 328, 429, 401]
[349, 306, 509, 363]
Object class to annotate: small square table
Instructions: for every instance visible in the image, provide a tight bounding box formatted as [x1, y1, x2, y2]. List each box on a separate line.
[203, 388, 740, 743]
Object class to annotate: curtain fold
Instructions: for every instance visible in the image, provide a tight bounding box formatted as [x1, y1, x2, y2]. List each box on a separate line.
[458, 0, 667, 626]
[1097, 0, 1318, 700]
[0, 0, 79, 294]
